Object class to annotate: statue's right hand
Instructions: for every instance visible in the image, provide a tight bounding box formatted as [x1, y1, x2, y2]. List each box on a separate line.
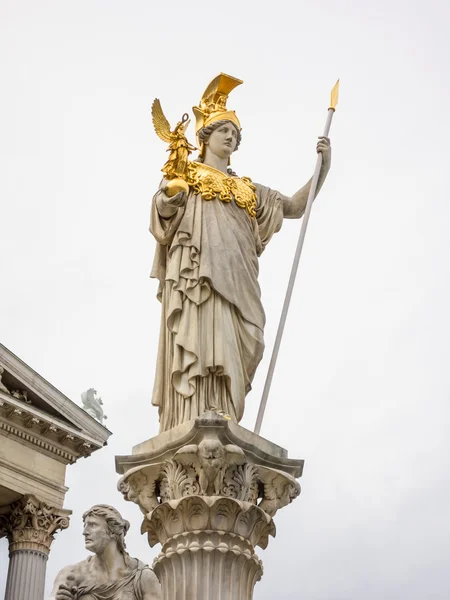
[55, 584, 76, 600]
[160, 187, 187, 208]
[156, 187, 187, 219]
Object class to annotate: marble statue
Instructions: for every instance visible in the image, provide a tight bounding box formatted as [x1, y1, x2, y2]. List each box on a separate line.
[81, 388, 107, 424]
[49, 504, 162, 600]
[11, 388, 30, 403]
[0, 366, 10, 394]
[150, 73, 331, 431]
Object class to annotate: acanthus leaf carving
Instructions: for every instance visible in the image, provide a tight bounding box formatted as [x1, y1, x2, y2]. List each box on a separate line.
[119, 447, 299, 518]
[2, 495, 70, 554]
[143, 496, 275, 550]
[160, 460, 200, 501]
[221, 463, 259, 503]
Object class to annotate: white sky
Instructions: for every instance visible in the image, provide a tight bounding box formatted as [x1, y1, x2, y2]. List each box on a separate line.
[1, 0, 450, 598]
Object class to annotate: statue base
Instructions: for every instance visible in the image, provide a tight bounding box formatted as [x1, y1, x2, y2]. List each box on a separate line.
[116, 412, 303, 599]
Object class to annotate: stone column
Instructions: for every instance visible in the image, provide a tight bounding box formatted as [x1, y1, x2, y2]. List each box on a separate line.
[147, 496, 271, 600]
[0, 495, 70, 600]
[116, 412, 303, 600]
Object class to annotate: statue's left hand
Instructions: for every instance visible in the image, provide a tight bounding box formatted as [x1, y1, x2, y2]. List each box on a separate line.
[55, 584, 76, 600]
[317, 136, 331, 168]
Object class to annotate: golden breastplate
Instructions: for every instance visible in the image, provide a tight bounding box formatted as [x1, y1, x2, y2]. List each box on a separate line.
[186, 162, 257, 218]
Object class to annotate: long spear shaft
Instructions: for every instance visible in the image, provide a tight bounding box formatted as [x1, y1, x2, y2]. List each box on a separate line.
[254, 81, 339, 436]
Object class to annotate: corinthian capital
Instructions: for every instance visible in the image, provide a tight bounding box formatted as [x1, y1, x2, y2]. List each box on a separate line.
[0, 494, 71, 554]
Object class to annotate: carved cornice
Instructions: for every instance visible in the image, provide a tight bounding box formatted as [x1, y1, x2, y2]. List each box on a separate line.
[0, 495, 70, 555]
[117, 412, 303, 477]
[0, 393, 102, 464]
[0, 344, 111, 442]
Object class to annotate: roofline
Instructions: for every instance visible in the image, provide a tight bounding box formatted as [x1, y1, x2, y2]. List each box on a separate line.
[0, 343, 112, 443]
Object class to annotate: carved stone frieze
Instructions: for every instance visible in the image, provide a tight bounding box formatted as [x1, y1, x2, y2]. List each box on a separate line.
[0, 494, 70, 554]
[11, 389, 30, 404]
[0, 395, 103, 463]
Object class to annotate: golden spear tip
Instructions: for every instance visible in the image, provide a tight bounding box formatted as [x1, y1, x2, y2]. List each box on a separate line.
[330, 79, 340, 110]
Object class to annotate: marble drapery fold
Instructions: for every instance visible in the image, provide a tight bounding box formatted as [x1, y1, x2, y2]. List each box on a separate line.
[76, 559, 149, 599]
[150, 181, 286, 431]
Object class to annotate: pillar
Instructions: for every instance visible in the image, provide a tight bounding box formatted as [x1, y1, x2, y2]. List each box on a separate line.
[146, 496, 271, 600]
[116, 412, 303, 600]
[0, 495, 70, 600]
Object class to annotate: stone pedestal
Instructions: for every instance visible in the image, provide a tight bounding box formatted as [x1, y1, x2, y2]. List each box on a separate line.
[116, 412, 303, 600]
[0, 494, 70, 600]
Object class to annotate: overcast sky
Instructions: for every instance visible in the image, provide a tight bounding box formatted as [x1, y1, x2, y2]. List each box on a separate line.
[1, 1, 450, 598]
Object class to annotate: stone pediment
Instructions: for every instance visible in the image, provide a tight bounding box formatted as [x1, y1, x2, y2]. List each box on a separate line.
[0, 343, 111, 465]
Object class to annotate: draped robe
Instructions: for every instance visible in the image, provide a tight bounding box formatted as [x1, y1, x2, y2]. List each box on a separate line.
[74, 557, 149, 600]
[150, 180, 286, 432]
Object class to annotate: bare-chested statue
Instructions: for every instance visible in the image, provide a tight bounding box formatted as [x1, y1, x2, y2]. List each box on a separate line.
[50, 504, 162, 600]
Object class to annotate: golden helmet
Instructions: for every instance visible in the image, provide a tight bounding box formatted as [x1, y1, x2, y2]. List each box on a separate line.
[192, 73, 243, 143]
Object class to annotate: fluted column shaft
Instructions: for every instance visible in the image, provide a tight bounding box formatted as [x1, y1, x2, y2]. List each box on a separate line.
[153, 531, 262, 600]
[143, 496, 274, 600]
[4, 549, 48, 600]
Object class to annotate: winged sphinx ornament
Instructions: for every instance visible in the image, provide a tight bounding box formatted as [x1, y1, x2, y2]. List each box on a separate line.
[151, 99, 196, 192]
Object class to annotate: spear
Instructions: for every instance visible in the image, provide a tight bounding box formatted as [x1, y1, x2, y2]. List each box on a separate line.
[254, 80, 340, 436]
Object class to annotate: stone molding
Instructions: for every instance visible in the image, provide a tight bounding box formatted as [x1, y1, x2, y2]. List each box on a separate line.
[143, 495, 275, 550]
[0, 494, 71, 555]
[148, 497, 267, 600]
[0, 392, 100, 464]
[0, 344, 110, 440]
[0, 456, 68, 498]
[117, 413, 302, 520]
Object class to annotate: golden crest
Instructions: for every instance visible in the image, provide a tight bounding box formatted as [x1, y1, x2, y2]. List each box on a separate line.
[192, 73, 243, 140]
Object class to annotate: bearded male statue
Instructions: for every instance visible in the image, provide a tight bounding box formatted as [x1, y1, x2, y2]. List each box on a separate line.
[50, 504, 162, 600]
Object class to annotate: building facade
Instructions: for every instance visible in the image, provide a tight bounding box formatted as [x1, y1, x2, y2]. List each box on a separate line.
[0, 344, 111, 600]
